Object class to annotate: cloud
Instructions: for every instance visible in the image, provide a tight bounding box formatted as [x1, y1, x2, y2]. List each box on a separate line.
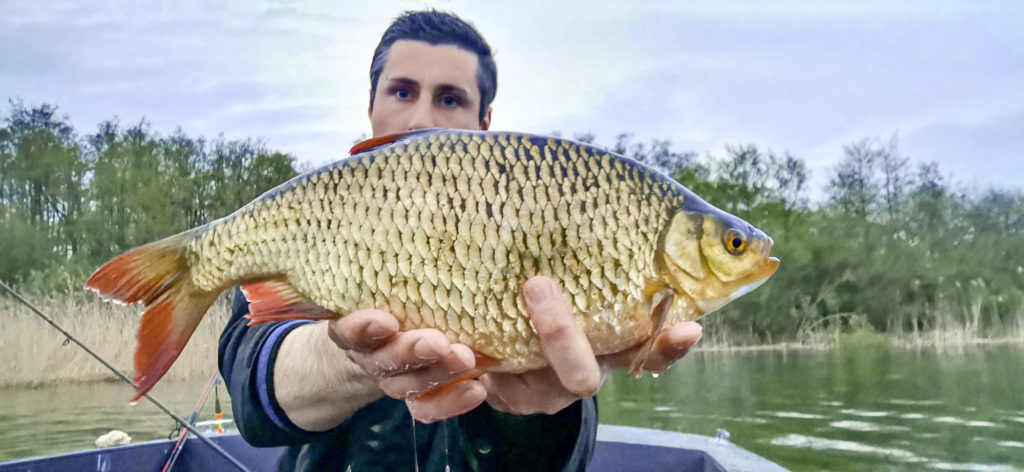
[2, 0, 1022, 196]
[468, 1, 1024, 196]
[901, 110, 1024, 190]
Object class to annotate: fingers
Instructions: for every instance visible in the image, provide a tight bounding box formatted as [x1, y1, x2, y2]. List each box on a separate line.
[349, 329, 458, 377]
[376, 344, 475, 398]
[325, 309, 487, 422]
[523, 276, 601, 398]
[327, 309, 400, 351]
[642, 322, 703, 374]
[406, 380, 488, 423]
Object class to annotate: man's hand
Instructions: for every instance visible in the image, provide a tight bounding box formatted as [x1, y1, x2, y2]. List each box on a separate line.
[480, 276, 703, 415]
[328, 310, 488, 423]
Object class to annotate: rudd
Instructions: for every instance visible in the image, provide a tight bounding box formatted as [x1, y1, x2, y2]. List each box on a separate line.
[87, 129, 780, 402]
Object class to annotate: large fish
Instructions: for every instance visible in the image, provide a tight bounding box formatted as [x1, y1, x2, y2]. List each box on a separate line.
[87, 129, 780, 402]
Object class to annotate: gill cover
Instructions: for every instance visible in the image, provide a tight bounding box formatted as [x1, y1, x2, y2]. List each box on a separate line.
[662, 212, 704, 280]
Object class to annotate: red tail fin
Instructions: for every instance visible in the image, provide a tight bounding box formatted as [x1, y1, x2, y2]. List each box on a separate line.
[87, 231, 216, 403]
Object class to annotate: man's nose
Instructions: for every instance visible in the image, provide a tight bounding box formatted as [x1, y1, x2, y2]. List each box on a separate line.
[406, 99, 437, 130]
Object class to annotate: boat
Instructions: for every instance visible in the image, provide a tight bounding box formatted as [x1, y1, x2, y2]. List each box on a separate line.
[0, 424, 787, 471]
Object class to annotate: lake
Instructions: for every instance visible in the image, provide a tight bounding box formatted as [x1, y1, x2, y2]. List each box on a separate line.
[601, 343, 1024, 471]
[1, 344, 1022, 471]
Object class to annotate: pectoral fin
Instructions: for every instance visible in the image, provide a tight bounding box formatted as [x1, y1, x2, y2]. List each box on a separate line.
[627, 289, 676, 378]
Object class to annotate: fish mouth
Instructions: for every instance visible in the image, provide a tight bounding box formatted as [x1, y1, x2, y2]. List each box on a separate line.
[761, 256, 781, 279]
[695, 256, 780, 314]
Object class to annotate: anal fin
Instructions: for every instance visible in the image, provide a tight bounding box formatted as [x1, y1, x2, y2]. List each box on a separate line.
[412, 354, 501, 402]
[240, 277, 338, 325]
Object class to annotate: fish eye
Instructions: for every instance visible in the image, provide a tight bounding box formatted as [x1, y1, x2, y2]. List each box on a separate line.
[724, 229, 747, 255]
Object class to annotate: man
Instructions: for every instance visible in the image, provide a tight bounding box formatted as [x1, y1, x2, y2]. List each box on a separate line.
[219, 10, 703, 471]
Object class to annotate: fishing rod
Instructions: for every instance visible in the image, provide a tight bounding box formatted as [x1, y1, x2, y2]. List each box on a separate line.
[162, 371, 221, 472]
[0, 280, 251, 472]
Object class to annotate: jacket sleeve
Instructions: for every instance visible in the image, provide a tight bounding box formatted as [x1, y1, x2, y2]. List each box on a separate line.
[218, 287, 323, 447]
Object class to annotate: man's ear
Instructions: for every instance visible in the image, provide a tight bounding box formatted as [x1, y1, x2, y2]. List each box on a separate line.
[367, 89, 374, 120]
[480, 107, 492, 130]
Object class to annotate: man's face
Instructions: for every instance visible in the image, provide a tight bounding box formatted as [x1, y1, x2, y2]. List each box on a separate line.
[369, 40, 491, 137]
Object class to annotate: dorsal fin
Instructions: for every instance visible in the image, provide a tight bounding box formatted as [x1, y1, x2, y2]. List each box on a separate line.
[349, 128, 441, 155]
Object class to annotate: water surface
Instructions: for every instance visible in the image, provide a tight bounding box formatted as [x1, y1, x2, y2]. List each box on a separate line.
[600, 343, 1024, 471]
[2, 345, 1023, 471]
[0, 376, 231, 462]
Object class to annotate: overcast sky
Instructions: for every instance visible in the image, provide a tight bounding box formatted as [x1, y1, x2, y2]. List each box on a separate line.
[2, 1, 1021, 198]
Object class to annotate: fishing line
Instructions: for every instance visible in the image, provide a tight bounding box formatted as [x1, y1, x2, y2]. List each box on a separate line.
[0, 280, 251, 472]
[162, 371, 221, 472]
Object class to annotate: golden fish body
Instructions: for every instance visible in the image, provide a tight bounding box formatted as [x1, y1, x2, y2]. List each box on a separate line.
[88, 129, 779, 400]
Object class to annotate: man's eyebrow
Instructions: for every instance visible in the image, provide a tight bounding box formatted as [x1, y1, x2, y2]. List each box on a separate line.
[433, 83, 471, 98]
[383, 76, 419, 88]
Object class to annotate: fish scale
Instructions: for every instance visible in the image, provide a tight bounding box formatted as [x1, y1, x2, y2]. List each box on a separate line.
[226, 131, 654, 361]
[87, 128, 778, 401]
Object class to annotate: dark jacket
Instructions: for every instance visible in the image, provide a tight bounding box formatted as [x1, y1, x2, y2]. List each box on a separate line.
[219, 288, 598, 471]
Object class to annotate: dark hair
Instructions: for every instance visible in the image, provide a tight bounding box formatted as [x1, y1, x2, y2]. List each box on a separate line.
[369, 10, 497, 123]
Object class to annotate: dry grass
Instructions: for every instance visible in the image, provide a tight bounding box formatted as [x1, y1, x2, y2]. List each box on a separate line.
[3, 293, 1021, 386]
[1, 293, 232, 387]
[697, 311, 1023, 353]
[890, 327, 1024, 350]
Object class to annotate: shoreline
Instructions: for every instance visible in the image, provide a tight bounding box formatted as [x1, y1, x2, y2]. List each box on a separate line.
[698, 335, 1024, 353]
[3, 334, 1021, 390]
[4, 297, 1021, 388]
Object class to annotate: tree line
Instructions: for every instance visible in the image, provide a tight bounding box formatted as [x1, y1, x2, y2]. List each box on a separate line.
[1, 100, 298, 290]
[3, 100, 1022, 341]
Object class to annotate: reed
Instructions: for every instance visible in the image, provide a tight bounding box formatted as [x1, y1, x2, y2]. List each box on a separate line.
[696, 308, 1023, 353]
[2, 294, 1021, 387]
[0, 293, 232, 388]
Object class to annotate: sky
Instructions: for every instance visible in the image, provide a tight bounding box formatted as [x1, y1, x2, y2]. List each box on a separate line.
[2, 0, 1022, 199]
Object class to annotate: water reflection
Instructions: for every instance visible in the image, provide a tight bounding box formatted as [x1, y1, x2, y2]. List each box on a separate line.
[598, 343, 1024, 471]
[828, 420, 910, 432]
[839, 408, 890, 417]
[900, 413, 928, 419]
[932, 416, 1000, 428]
[770, 433, 924, 463]
[928, 462, 1020, 471]
[763, 411, 825, 419]
[889, 399, 943, 406]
